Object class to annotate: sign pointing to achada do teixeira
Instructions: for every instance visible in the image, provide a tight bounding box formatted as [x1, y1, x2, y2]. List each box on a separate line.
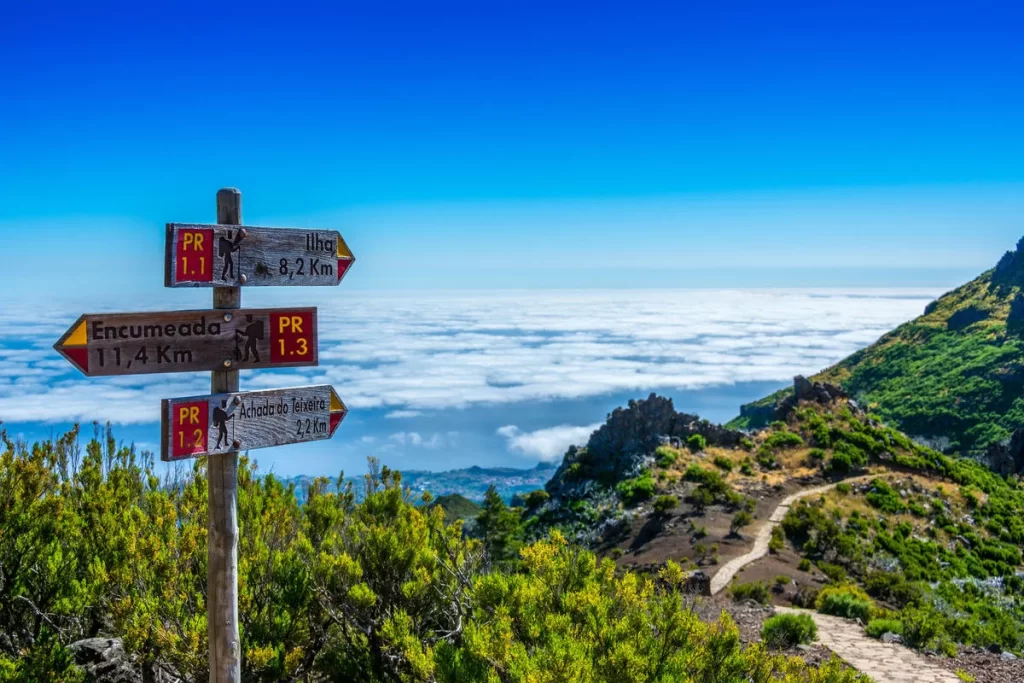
[161, 385, 347, 461]
[164, 223, 355, 287]
[54, 307, 318, 376]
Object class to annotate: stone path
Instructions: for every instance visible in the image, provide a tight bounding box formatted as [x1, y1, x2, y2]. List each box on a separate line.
[709, 478, 870, 595]
[775, 607, 961, 683]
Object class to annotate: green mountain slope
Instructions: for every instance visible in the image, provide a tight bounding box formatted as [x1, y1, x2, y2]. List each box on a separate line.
[730, 236, 1024, 456]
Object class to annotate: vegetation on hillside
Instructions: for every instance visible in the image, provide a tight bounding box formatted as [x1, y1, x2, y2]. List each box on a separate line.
[0, 425, 867, 682]
[731, 236, 1024, 456]
[775, 403, 1024, 654]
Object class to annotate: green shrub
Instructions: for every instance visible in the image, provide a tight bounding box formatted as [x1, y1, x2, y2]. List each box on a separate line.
[816, 585, 873, 621]
[763, 430, 804, 450]
[524, 489, 550, 509]
[809, 448, 827, 460]
[865, 618, 904, 639]
[761, 613, 817, 649]
[730, 581, 771, 605]
[826, 441, 867, 473]
[616, 472, 656, 505]
[798, 558, 812, 571]
[686, 434, 707, 452]
[712, 455, 734, 472]
[652, 494, 677, 515]
[655, 445, 678, 467]
[739, 437, 754, 451]
[775, 575, 791, 587]
[793, 585, 820, 608]
[768, 525, 784, 553]
[817, 562, 848, 583]
[739, 459, 754, 476]
[687, 486, 714, 513]
[865, 479, 907, 513]
[835, 482, 851, 495]
[730, 510, 753, 535]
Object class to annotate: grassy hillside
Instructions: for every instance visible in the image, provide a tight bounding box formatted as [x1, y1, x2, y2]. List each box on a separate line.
[519, 390, 1024, 657]
[730, 237, 1024, 454]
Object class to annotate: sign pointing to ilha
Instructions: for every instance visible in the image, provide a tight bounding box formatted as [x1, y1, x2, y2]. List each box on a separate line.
[161, 385, 347, 461]
[165, 223, 355, 288]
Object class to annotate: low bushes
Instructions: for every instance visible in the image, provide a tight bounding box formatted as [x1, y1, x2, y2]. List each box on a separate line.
[731, 581, 771, 605]
[816, 585, 873, 621]
[654, 445, 678, 467]
[712, 455, 734, 472]
[761, 613, 817, 649]
[616, 472, 656, 505]
[652, 494, 677, 515]
[865, 618, 904, 639]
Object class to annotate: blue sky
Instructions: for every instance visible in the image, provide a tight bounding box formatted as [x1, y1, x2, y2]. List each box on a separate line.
[1, 2, 1022, 476]
[1, 1, 1023, 295]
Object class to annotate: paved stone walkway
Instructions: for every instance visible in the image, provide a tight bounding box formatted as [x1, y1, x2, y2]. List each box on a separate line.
[775, 607, 961, 683]
[709, 478, 870, 595]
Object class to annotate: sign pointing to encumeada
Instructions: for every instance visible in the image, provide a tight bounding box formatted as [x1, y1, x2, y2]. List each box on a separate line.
[161, 385, 347, 462]
[165, 223, 355, 287]
[54, 307, 318, 376]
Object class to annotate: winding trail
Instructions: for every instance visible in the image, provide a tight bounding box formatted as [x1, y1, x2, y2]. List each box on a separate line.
[706, 476, 960, 682]
[775, 607, 960, 683]
[709, 478, 870, 595]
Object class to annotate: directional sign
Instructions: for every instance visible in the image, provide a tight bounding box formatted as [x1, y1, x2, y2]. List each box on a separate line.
[161, 385, 347, 461]
[54, 307, 318, 376]
[165, 224, 355, 287]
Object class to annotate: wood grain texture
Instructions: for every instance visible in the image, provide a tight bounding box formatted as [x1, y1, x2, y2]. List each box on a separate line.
[209, 188, 241, 683]
[53, 307, 318, 376]
[165, 223, 355, 288]
[161, 385, 347, 461]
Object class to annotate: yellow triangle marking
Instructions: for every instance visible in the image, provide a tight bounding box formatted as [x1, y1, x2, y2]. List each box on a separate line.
[65, 320, 88, 346]
[336, 235, 353, 259]
[330, 389, 345, 413]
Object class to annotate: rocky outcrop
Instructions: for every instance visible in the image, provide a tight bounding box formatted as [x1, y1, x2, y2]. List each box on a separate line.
[546, 394, 745, 495]
[68, 638, 139, 683]
[774, 376, 851, 421]
[1008, 294, 1024, 336]
[737, 400, 776, 428]
[585, 393, 744, 461]
[946, 305, 990, 331]
[981, 430, 1024, 475]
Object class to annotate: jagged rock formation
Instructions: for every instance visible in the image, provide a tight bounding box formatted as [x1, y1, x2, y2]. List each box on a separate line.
[586, 393, 743, 460]
[774, 376, 850, 421]
[981, 429, 1024, 476]
[547, 393, 744, 498]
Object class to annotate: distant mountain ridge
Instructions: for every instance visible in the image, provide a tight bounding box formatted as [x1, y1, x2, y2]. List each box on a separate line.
[282, 460, 557, 503]
[730, 235, 1024, 471]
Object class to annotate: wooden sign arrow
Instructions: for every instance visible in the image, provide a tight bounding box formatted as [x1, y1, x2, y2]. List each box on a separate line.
[161, 385, 347, 461]
[54, 307, 318, 376]
[165, 223, 355, 287]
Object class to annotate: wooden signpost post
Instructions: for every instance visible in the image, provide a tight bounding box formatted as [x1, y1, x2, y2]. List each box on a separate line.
[54, 188, 354, 683]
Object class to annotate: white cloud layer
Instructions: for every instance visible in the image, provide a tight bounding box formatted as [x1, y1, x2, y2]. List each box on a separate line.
[0, 288, 940, 426]
[497, 423, 603, 462]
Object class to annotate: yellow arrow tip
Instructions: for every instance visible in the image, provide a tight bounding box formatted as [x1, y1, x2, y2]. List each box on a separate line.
[330, 389, 345, 413]
[65, 320, 88, 347]
[336, 235, 353, 259]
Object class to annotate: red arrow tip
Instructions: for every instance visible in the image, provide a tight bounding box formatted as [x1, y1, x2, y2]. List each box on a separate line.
[337, 259, 353, 282]
[64, 347, 90, 374]
[329, 410, 346, 436]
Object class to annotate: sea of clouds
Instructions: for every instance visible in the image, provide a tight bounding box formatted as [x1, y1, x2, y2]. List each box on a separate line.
[0, 289, 940, 463]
